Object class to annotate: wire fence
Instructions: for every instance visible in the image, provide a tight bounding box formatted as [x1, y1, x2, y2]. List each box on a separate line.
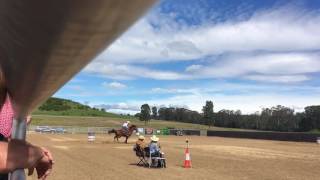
[28, 125, 320, 143]
[28, 125, 111, 134]
[28, 125, 203, 136]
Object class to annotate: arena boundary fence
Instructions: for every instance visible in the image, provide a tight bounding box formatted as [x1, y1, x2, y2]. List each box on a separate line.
[28, 126, 202, 136]
[207, 130, 319, 143]
[28, 125, 110, 134]
[28, 126, 319, 143]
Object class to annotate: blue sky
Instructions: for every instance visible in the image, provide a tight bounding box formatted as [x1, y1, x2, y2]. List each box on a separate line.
[55, 0, 320, 114]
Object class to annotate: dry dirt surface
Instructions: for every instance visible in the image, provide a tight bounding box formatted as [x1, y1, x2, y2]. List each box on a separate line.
[26, 133, 320, 180]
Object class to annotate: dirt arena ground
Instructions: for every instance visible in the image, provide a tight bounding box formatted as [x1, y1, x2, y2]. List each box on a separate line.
[26, 133, 320, 180]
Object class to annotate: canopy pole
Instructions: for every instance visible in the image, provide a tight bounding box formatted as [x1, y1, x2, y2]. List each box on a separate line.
[9, 118, 27, 180]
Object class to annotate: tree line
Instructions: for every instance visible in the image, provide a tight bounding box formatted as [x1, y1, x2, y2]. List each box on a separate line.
[136, 101, 320, 132]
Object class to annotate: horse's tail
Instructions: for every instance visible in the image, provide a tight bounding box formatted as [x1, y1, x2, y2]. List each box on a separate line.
[108, 129, 116, 134]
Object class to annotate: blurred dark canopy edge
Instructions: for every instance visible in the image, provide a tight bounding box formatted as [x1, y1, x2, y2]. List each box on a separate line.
[0, 0, 155, 117]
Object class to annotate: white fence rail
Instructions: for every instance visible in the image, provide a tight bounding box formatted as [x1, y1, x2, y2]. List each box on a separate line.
[28, 125, 112, 134]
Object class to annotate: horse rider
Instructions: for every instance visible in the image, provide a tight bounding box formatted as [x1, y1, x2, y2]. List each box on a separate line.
[122, 121, 130, 134]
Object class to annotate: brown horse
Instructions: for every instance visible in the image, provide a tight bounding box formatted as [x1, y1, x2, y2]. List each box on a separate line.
[108, 124, 137, 143]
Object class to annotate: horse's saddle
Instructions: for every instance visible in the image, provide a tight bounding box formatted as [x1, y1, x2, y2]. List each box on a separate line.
[121, 128, 129, 135]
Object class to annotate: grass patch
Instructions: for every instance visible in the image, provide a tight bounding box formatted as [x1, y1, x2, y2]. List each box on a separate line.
[33, 109, 132, 118]
[30, 115, 245, 131]
[309, 129, 320, 134]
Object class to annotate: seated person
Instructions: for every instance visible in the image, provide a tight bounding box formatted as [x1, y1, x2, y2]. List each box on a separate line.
[149, 135, 161, 157]
[135, 135, 146, 149]
[134, 135, 148, 157]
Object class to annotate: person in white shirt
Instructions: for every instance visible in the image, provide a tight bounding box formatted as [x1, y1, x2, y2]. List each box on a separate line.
[122, 121, 130, 133]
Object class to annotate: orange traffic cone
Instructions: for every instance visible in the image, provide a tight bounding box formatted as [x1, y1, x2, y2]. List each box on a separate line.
[184, 147, 192, 168]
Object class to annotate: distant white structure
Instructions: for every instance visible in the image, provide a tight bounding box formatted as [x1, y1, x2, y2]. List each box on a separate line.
[137, 128, 145, 135]
[88, 132, 96, 142]
[317, 137, 320, 144]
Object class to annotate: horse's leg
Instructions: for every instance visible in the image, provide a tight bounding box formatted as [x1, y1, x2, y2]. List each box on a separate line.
[125, 136, 128, 144]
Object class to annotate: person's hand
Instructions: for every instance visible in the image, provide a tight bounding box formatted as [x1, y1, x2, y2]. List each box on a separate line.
[28, 147, 54, 180]
[36, 148, 54, 180]
[26, 115, 32, 125]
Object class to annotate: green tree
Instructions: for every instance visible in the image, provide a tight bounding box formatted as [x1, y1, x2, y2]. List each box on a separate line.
[303, 106, 320, 131]
[140, 104, 151, 125]
[202, 100, 214, 127]
[152, 106, 158, 119]
[134, 113, 141, 118]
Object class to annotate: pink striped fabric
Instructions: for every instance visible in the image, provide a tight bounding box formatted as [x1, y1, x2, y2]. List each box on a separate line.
[0, 95, 14, 138]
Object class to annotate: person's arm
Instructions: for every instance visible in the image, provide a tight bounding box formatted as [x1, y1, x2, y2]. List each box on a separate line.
[30, 147, 54, 180]
[26, 115, 32, 125]
[150, 143, 155, 153]
[0, 140, 54, 179]
[0, 140, 43, 173]
[156, 144, 160, 152]
[0, 139, 54, 180]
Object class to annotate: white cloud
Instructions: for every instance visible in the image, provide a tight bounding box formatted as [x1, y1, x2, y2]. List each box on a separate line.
[88, 82, 320, 114]
[134, 82, 320, 113]
[83, 5, 320, 83]
[85, 63, 189, 80]
[95, 103, 139, 111]
[150, 83, 320, 96]
[86, 52, 320, 82]
[62, 3, 320, 114]
[150, 87, 199, 94]
[103, 82, 127, 89]
[185, 64, 203, 72]
[92, 6, 320, 64]
[127, 92, 320, 114]
[244, 75, 310, 83]
[94, 103, 140, 115]
[185, 52, 320, 83]
[107, 109, 139, 115]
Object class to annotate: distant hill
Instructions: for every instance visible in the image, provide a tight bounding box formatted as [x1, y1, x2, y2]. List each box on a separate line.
[33, 97, 131, 118]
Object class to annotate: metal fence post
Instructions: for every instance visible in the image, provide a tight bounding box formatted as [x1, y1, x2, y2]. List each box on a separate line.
[9, 118, 27, 180]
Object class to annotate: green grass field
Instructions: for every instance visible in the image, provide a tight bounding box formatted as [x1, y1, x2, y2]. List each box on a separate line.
[32, 98, 244, 130]
[33, 109, 131, 119]
[310, 129, 320, 134]
[33, 97, 132, 118]
[30, 115, 320, 134]
[32, 97, 320, 133]
[31, 114, 248, 131]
